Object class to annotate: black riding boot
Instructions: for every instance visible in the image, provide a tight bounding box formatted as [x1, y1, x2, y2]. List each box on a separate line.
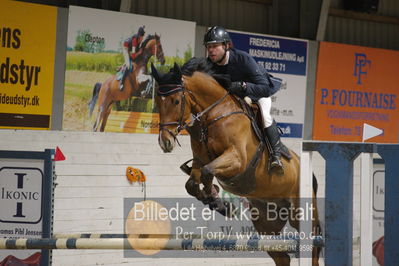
[119, 70, 126, 90]
[264, 120, 284, 175]
[119, 64, 133, 91]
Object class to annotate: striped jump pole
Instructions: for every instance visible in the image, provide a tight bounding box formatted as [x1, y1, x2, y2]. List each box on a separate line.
[52, 233, 186, 239]
[52, 233, 249, 240]
[0, 237, 323, 252]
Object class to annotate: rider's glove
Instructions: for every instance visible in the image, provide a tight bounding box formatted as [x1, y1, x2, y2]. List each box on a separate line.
[228, 81, 246, 96]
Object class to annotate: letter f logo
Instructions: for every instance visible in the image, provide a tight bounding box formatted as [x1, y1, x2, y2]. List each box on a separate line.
[354, 53, 371, 85]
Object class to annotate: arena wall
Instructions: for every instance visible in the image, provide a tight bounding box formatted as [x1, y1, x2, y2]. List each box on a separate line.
[0, 130, 315, 265]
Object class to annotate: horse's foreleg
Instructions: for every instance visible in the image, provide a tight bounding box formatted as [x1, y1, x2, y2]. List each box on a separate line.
[200, 148, 242, 194]
[185, 168, 203, 199]
[185, 167, 219, 201]
[140, 75, 153, 98]
[178, 155, 232, 217]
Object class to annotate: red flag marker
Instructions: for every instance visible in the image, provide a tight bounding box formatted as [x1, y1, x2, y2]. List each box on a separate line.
[54, 146, 66, 161]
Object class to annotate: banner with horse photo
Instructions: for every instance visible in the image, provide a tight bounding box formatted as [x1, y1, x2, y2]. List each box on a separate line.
[63, 6, 195, 133]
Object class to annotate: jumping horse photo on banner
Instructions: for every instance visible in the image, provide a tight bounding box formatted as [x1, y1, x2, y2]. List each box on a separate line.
[89, 33, 165, 132]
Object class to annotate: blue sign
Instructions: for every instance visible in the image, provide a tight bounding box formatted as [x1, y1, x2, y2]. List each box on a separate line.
[277, 122, 303, 138]
[229, 32, 307, 76]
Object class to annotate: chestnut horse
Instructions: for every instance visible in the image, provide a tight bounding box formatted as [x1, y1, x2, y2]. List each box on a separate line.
[89, 34, 165, 132]
[151, 59, 321, 266]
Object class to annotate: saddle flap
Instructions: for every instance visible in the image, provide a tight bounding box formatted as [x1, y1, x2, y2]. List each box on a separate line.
[235, 96, 292, 161]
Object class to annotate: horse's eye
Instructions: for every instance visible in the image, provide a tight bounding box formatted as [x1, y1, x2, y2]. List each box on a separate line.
[174, 99, 180, 105]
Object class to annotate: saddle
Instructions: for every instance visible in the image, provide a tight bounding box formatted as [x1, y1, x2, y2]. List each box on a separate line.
[236, 96, 292, 161]
[209, 74, 291, 160]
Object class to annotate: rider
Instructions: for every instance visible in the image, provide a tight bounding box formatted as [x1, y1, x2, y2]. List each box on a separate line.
[120, 25, 146, 90]
[204, 26, 285, 174]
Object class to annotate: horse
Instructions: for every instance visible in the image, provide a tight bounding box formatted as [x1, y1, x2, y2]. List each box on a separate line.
[88, 34, 166, 132]
[151, 59, 321, 266]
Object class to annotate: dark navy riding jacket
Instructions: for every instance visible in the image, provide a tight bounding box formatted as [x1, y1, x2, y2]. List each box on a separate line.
[210, 48, 282, 101]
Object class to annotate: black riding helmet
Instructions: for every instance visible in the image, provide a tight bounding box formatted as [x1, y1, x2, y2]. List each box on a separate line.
[138, 26, 145, 36]
[203, 26, 231, 46]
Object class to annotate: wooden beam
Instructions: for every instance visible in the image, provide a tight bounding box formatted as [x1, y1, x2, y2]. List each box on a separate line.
[242, 0, 273, 5]
[120, 0, 132, 12]
[316, 0, 331, 41]
[329, 8, 399, 25]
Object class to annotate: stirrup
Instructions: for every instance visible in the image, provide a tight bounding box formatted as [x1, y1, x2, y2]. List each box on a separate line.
[268, 155, 284, 175]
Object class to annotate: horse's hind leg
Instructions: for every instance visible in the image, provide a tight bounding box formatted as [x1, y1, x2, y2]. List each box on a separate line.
[311, 194, 322, 266]
[267, 251, 291, 266]
[100, 103, 113, 132]
[93, 108, 103, 132]
[289, 196, 321, 266]
[249, 199, 291, 266]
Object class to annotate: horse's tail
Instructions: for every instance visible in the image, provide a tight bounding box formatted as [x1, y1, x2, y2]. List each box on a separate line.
[312, 173, 318, 196]
[312, 173, 323, 244]
[88, 82, 101, 117]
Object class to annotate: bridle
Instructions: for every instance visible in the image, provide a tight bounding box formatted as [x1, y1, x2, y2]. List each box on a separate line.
[157, 83, 187, 146]
[157, 82, 237, 146]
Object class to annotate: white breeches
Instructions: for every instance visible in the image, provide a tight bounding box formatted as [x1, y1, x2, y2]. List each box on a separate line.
[258, 97, 273, 128]
[122, 47, 130, 69]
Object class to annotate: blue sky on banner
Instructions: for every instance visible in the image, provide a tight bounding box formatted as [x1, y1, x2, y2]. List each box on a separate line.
[67, 6, 195, 57]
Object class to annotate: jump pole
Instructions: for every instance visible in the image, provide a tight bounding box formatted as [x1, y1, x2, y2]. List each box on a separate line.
[0, 237, 302, 252]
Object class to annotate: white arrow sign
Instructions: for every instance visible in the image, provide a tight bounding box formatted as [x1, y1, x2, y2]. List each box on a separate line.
[362, 123, 383, 142]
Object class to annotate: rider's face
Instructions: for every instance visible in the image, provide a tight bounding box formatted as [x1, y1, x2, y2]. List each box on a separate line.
[206, 43, 226, 63]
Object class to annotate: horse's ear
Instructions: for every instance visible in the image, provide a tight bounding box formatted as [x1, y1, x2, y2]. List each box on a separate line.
[173, 62, 182, 80]
[151, 63, 161, 82]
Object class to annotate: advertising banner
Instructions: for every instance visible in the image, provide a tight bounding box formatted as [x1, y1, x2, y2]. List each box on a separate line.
[313, 42, 399, 143]
[229, 31, 308, 138]
[64, 6, 195, 133]
[0, 0, 57, 129]
[0, 157, 47, 265]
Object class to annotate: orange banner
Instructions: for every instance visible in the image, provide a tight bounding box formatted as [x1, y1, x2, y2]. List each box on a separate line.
[313, 42, 399, 143]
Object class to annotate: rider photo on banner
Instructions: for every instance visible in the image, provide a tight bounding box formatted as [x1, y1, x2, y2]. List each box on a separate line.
[63, 6, 195, 132]
[228, 30, 308, 138]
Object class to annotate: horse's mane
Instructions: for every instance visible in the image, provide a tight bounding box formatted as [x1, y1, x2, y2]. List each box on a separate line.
[181, 57, 213, 76]
[140, 34, 159, 48]
[181, 57, 231, 89]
